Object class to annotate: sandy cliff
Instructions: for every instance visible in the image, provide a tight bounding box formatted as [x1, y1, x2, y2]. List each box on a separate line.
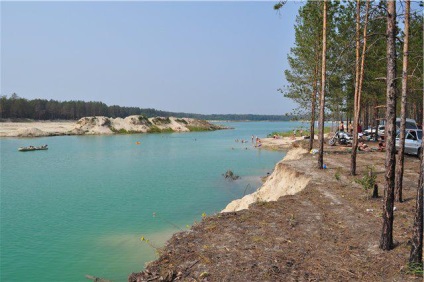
[222, 147, 310, 212]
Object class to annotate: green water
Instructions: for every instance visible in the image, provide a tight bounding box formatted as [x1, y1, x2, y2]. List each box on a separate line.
[1, 121, 305, 281]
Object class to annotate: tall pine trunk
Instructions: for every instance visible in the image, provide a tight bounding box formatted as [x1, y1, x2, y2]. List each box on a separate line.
[409, 99, 423, 265]
[395, 0, 410, 203]
[309, 56, 320, 152]
[317, 0, 327, 169]
[351, 0, 361, 175]
[380, 0, 397, 251]
[351, 0, 370, 175]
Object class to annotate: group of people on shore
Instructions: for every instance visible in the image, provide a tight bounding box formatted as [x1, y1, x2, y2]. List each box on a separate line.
[338, 121, 362, 134]
[233, 135, 262, 148]
[234, 139, 249, 143]
[338, 120, 387, 152]
[357, 141, 385, 152]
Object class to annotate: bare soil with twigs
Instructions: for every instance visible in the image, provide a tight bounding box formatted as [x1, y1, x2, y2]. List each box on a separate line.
[129, 140, 422, 282]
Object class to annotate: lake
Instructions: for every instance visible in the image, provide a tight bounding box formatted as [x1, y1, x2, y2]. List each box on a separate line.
[0, 121, 305, 281]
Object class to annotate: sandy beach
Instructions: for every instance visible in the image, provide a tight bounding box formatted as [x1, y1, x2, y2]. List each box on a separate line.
[0, 117, 224, 137]
[259, 136, 318, 150]
[0, 121, 76, 137]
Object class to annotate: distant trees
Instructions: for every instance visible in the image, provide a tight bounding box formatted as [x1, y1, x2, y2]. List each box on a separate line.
[0, 94, 294, 121]
[0, 95, 115, 120]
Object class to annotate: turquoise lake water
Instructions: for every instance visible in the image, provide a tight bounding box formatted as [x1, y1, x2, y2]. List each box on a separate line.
[1, 121, 305, 281]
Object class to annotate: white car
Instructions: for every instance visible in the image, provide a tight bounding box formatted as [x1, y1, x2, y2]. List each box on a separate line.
[364, 125, 385, 136]
[396, 118, 418, 130]
[395, 129, 422, 157]
[367, 119, 417, 138]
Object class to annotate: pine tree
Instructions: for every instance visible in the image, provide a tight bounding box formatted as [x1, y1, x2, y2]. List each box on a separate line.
[380, 0, 397, 251]
[351, 0, 370, 175]
[317, 0, 327, 169]
[395, 0, 411, 202]
[409, 99, 423, 265]
[282, 1, 323, 150]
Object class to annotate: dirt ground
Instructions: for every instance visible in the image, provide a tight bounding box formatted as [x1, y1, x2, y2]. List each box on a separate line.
[129, 140, 422, 282]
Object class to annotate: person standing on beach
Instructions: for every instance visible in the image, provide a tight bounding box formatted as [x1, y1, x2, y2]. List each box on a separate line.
[339, 121, 345, 132]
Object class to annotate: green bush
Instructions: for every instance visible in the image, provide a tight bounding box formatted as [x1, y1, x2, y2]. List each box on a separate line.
[147, 126, 174, 133]
[109, 127, 138, 134]
[148, 125, 162, 133]
[176, 118, 188, 124]
[355, 165, 377, 194]
[138, 115, 152, 125]
[152, 117, 171, 125]
[187, 126, 210, 132]
[334, 168, 342, 181]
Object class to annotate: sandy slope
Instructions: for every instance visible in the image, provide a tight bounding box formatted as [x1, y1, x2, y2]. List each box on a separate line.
[0, 116, 223, 137]
[222, 147, 310, 212]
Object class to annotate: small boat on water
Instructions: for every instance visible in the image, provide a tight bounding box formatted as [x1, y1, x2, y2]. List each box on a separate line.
[18, 145, 48, 152]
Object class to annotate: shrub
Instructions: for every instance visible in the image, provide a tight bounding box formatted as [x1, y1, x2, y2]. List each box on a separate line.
[148, 125, 162, 133]
[101, 118, 111, 126]
[187, 126, 209, 132]
[407, 262, 423, 276]
[147, 126, 174, 133]
[176, 118, 188, 124]
[355, 165, 377, 197]
[152, 117, 171, 125]
[334, 168, 342, 181]
[109, 127, 138, 134]
[138, 115, 152, 126]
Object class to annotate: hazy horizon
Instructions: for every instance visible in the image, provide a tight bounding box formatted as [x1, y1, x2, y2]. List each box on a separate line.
[1, 1, 302, 115]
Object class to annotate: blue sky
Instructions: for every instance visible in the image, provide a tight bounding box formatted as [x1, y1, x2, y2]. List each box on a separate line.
[1, 1, 303, 115]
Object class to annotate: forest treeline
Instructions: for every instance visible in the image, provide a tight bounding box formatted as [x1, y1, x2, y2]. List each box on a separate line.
[282, 0, 423, 126]
[0, 94, 293, 121]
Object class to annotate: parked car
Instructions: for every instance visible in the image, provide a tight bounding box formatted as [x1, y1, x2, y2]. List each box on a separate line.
[377, 125, 386, 137]
[396, 118, 418, 130]
[363, 125, 385, 136]
[395, 129, 422, 157]
[369, 118, 417, 138]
